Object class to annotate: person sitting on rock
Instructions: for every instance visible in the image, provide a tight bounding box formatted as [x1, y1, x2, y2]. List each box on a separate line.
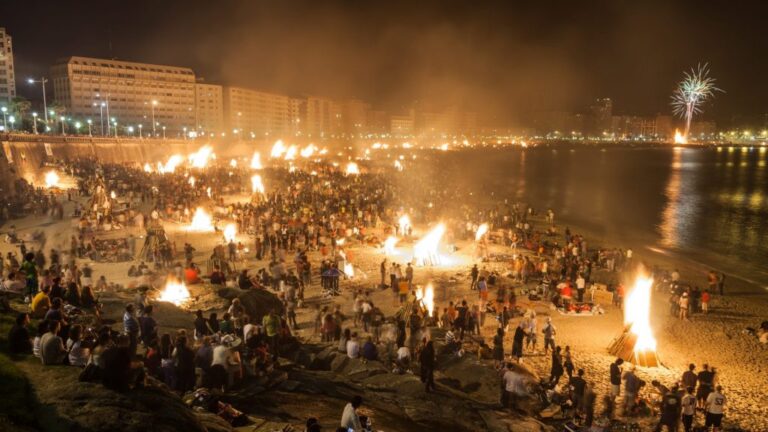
[361, 337, 377, 361]
[8, 312, 32, 354]
[40, 320, 68, 365]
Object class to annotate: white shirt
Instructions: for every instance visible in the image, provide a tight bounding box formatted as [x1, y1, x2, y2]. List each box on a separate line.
[346, 339, 360, 359]
[396, 346, 411, 360]
[211, 345, 232, 367]
[503, 370, 526, 394]
[681, 393, 696, 416]
[576, 277, 586, 289]
[340, 403, 362, 431]
[243, 323, 257, 342]
[706, 391, 725, 415]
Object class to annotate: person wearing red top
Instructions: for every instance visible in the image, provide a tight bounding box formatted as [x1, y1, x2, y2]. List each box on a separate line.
[701, 290, 710, 314]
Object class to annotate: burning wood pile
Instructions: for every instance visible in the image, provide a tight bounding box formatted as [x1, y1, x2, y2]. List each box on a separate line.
[608, 275, 660, 367]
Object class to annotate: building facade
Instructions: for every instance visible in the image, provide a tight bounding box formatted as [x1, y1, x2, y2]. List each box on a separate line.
[50, 56, 196, 136]
[303, 96, 342, 137]
[223, 86, 296, 137]
[194, 82, 224, 135]
[0, 28, 16, 103]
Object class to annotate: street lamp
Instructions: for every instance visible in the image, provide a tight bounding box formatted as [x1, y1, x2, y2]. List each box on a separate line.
[112, 119, 118, 137]
[162, 125, 166, 139]
[87, 119, 92, 136]
[27, 77, 49, 129]
[1, 106, 6, 130]
[128, 126, 134, 136]
[151, 100, 158, 136]
[32, 112, 38, 134]
[74, 121, 82, 134]
[183, 126, 187, 140]
[138, 124, 143, 139]
[60, 116, 66, 135]
[8, 115, 15, 131]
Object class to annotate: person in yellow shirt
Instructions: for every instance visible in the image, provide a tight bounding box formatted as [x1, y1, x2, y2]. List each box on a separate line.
[31, 286, 51, 318]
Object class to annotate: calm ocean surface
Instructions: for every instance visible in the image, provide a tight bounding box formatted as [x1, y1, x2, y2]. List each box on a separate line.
[437, 146, 768, 289]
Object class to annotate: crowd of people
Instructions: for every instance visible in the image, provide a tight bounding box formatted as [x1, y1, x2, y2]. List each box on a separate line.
[1, 155, 735, 432]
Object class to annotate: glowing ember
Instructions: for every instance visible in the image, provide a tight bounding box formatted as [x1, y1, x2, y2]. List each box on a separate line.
[270, 139, 287, 158]
[345, 162, 360, 175]
[383, 236, 399, 255]
[143, 163, 153, 173]
[284, 145, 298, 160]
[475, 223, 489, 241]
[44, 171, 60, 188]
[158, 279, 191, 306]
[250, 152, 263, 169]
[224, 223, 237, 242]
[394, 160, 404, 171]
[413, 223, 445, 266]
[188, 145, 214, 168]
[251, 175, 265, 194]
[229, 158, 238, 168]
[624, 275, 657, 353]
[415, 284, 436, 317]
[187, 207, 214, 232]
[158, 154, 184, 173]
[398, 215, 411, 236]
[674, 129, 688, 145]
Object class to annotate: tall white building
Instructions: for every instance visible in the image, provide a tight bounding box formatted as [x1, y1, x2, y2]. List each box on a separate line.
[194, 82, 224, 135]
[50, 56, 196, 136]
[0, 28, 16, 103]
[223, 87, 298, 137]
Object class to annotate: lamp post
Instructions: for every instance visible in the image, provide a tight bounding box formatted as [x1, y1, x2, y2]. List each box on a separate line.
[87, 119, 92, 136]
[151, 100, 158, 136]
[60, 116, 66, 135]
[128, 126, 134, 136]
[183, 126, 187, 140]
[1, 106, 6, 130]
[138, 124, 143, 139]
[162, 125, 166, 139]
[74, 121, 82, 135]
[32, 112, 38, 134]
[8, 115, 15, 131]
[27, 77, 49, 129]
[112, 118, 118, 137]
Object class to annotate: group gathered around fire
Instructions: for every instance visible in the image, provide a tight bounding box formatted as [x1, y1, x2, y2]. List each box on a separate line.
[1, 155, 742, 431]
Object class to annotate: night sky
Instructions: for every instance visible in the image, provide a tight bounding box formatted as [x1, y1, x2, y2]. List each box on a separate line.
[2, 0, 767, 124]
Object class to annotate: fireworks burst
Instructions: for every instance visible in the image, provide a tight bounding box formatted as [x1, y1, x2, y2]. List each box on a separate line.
[671, 63, 723, 140]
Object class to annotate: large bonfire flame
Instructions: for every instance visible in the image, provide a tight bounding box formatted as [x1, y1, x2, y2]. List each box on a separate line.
[188, 145, 214, 169]
[398, 215, 411, 236]
[609, 274, 660, 367]
[345, 162, 360, 175]
[224, 223, 237, 242]
[44, 171, 61, 188]
[271, 140, 287, 158]
[624, 276, 657, 353]
[158, 154, 184, 174]
[475, 223, 489, 241]
[413, 223, 446, 266]
[187, 207, 214, 232]
[251, 174, 265, 194]
[383, 236, 399, 256]
[674, 129, 688, 145]
[415, 284, 435, 317]
[158, 278, 191, 306]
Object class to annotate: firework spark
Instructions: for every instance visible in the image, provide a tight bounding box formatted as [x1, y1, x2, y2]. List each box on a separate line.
[671, 63, 722, 140]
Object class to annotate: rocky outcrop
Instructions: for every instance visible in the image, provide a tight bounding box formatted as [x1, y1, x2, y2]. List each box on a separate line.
[236, 289, 284, 322]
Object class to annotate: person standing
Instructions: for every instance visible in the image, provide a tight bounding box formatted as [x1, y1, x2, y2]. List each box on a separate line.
[681, 386, 696, 432]
[655, 384, 682, 432]
[470, 264, 479, 290]
[419, 340, 436, 392]
[549, 345, 564, 386]
[717, 272, 726, 296]
[542, 318, 556, 355]
[681, 364, 697, 391]
[696, 364, 714, 410]
[705, 385, 726, 432]
[123, 303, 140, 357]
[623, 365, 641, 415]
[512, 323, 525, 363]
